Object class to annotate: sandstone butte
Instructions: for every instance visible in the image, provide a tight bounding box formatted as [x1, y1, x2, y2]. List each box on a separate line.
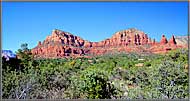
[31, 28, 188, 59]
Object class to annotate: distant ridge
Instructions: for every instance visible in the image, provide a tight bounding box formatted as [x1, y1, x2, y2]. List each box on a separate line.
[2, 50, 16, 60]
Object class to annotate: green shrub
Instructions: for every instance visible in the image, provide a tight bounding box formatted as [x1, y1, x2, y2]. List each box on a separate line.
[68, 69, 119, 99]
[2, 46, 188, 99]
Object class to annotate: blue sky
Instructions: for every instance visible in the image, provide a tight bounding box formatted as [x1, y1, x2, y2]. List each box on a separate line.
[2, 2, 188, 53]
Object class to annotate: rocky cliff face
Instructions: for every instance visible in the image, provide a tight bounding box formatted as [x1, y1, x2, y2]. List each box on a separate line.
[32, 29, 88, 58]
[31, 28, 187, 58]
[160, 35, 168, 44]
[168, 35, 177, 45]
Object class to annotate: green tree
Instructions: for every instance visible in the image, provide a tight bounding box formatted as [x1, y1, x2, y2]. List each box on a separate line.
[16, 43, 33, 67]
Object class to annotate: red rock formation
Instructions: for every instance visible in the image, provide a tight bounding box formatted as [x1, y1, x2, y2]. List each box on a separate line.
[31, 28, 186, 59]
[38, 41, 42, 46]
[160, 35, 168, 44]
[151, 39, 156, 45]
[168, 35, 177, 45]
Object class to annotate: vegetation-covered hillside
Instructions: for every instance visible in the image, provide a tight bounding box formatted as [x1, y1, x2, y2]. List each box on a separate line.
[2, 44, 189, 99]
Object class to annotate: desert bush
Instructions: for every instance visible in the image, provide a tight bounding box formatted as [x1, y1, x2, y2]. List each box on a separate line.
[151, 60, 188, 99]
[66, 68, 119, 99]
